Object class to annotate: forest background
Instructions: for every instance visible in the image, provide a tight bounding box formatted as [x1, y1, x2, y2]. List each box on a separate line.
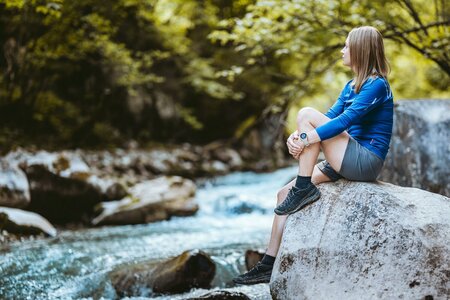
[1, 0, 449, 152]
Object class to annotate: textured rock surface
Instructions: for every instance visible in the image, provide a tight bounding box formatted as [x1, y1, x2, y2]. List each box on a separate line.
[4, 149, 127, 202]
[92, 176, 197, 225]
[270, 180, 450, 300]
[25, 165, 103, 223]
[0, 160, 30, 208]
[380, 99, 450, 196]
[110, 249, 215, 297]
[0, 207, 56, 236]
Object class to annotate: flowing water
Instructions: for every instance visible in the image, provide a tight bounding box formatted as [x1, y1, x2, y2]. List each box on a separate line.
[0, 166, 297, 300]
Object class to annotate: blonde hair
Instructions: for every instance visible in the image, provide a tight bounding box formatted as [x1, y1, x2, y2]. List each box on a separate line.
[348, 26, 390, 93]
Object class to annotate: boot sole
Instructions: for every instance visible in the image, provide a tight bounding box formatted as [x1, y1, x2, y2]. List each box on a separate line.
[274, 188, 321, 215]
[233, 273, 271, 285]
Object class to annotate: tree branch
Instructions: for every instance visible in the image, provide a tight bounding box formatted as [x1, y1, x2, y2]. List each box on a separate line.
[383, 20, 450, 38]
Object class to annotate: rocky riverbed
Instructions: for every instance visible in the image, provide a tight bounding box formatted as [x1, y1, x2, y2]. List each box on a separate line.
[1, 99, 449, 299]
[0, 142, 291, 241]
[0, 166, 299, 299]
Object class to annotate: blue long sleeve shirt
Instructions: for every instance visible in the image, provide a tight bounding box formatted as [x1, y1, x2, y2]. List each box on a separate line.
[315, 76, 394, 160]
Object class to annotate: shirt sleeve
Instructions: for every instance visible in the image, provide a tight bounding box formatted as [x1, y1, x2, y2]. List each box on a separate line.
[316, 78, 388, 141]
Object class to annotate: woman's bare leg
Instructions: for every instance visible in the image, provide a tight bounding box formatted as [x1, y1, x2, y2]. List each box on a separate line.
[265, 166, 331, 256]
[266, 107, 352, 257]
[297, 107, 350, 176]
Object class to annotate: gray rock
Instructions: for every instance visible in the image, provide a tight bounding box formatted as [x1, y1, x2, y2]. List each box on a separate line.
[5, 149, 91, 178]
[92, 176, 197, 225]
[87, 175, 128, 201]
[5, 149, 127, 212]
[270, 180, 450, 299]
[110, 249, 215, 297]
[0, 206, 56, 237]
[201, 161, 229, 175]
[0, 159, 30, 208]
[380, 99, 450, 196]
[25, 165, 103, 223]
[105, 182, 128, 201]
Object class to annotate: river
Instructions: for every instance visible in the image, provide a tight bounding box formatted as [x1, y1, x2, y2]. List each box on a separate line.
[0, 166, 297, 299]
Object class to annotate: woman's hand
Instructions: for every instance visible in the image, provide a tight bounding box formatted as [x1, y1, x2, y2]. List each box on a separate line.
[286, 131, 304, 160]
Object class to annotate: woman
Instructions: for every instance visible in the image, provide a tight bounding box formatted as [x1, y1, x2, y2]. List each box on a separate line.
[233, 26, 394, 285]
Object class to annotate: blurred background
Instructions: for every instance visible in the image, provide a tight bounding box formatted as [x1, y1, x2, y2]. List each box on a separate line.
[0, 1, 449, 299]
[1, 0, 448, 152]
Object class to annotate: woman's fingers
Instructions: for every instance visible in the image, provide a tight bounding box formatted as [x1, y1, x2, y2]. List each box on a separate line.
[288, 147, 301, 157]
[287, 131, 304, 160]
[287, 139, 301, 150]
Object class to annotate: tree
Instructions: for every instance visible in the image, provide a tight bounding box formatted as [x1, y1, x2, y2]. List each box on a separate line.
[208, 0, 449, 150]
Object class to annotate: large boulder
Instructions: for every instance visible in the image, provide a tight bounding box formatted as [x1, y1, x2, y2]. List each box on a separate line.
[0, 159, 30, 208]
[380, 99, 450, 196]
[110, 249, 215, 297]
[92, 176, 198, 225]
[4, 150, 127, 222]
[5, 149, 126, 197]
[270, 180, 450, 299]
[5, 149, 91, 178]
[0, 206, 57, 236]
[25, 165, 102, 223]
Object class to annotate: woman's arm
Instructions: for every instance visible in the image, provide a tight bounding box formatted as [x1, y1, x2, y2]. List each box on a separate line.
[315, 78, 388, 142]
[324, 80, 351, 119]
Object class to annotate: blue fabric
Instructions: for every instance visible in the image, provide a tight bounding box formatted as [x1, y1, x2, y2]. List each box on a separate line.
[315, 76, 394, 160]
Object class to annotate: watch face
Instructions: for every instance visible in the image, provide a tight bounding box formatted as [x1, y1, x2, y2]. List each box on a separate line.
[300, 133, 307, 139]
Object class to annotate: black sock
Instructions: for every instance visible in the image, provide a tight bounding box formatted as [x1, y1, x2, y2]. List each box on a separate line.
[295, 175, 312, 189]
[261, 254, 276, 266]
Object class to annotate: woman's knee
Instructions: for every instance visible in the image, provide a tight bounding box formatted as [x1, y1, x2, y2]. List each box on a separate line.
[297, 107, 319, 124]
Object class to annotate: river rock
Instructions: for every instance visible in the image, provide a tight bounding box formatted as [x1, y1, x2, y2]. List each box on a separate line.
[203, 142, 243, 171]
[380, 99, 450, 196]
[270, 180, 450, 299]
[25, 165, 103, 223]
[0, 160, 30, 208]
[187, 290, 251, 300]
[5, 149, 91, 178]
[110, 249, 215, 297]
[0, 207, 57, 236]
[201, 161, 229, 175]
[213, 148, 243, 170]
[92, 176, 197, 225]
[86, 175, 128, 201]
[9, 149, 127, 199]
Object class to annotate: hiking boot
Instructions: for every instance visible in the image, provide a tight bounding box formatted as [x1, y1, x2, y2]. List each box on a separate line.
[274, 184, 321, 215]
[232, 261, 273, 285]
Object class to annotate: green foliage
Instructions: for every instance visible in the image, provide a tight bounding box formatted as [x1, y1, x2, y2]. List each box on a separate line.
[209, 0, 449, 134]
[0, 0, 448, 150]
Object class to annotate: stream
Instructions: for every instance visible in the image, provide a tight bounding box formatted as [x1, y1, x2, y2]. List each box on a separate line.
[0, 166, 297, 300]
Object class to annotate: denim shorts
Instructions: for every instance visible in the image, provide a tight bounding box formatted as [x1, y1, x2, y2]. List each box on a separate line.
[317, 137, 384, 181]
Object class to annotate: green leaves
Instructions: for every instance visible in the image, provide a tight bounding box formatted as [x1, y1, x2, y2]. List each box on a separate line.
[0, 0, 448, 149]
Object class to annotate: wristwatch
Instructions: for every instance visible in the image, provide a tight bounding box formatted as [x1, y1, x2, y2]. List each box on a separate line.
[299, 132, 310, 147]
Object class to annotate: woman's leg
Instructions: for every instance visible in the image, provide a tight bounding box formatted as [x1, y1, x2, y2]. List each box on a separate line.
[234, 107, 351, 284]
[267, 107, 352, 256]
[296, 107, 350, 176]
[266, 165, 331, 256]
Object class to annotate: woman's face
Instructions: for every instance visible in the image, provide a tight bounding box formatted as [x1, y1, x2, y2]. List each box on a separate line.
[341, 38, 351, 67]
